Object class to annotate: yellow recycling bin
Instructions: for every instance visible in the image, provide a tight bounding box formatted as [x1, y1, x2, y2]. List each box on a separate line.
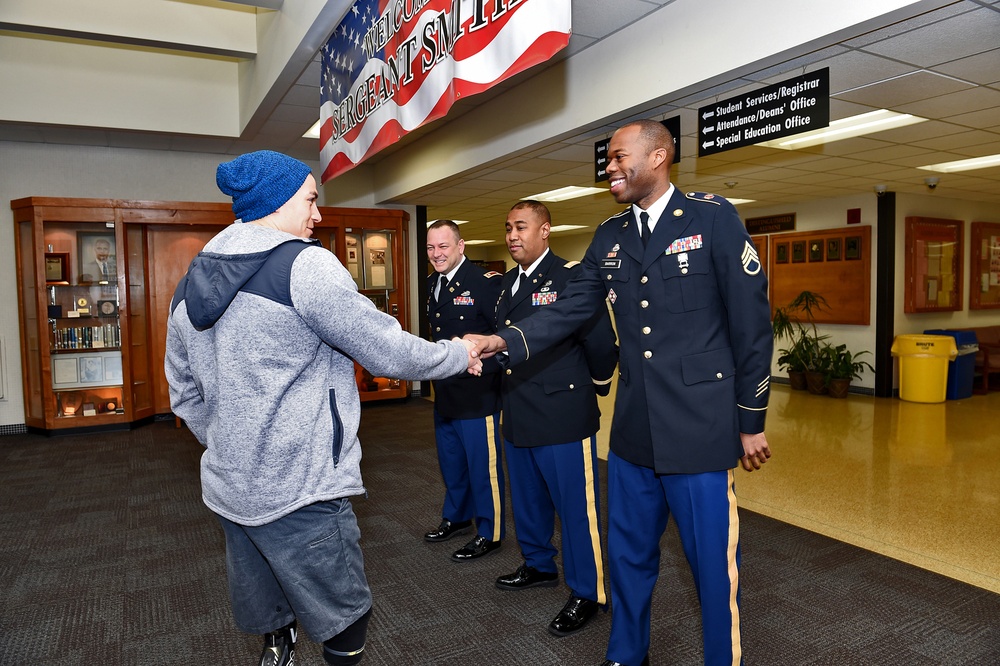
[890, 334, 958, 403]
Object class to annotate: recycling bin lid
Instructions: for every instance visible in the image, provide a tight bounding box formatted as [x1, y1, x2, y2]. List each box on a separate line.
[891, 334, 958, 358]
[923, 329, 978, 346]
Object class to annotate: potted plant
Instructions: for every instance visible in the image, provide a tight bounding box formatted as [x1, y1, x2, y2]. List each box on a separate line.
[775, 331, 809, 390]
[805, 341, 834, 395]
[824, 344, 874, 398]
[773, 291, 829, 390]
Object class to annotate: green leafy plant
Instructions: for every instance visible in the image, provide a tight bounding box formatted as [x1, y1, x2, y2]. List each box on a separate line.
[772, 291, 830, 373]
[824, 344, 874, 382]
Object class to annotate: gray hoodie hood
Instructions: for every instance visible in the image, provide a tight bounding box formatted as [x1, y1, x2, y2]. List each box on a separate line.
[173, 239, 318, 330]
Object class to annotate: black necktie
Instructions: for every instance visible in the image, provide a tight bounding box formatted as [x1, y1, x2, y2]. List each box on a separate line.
[437, 275, 449, 301]
[513, 272, 527, 296]
[640, 211, 651, 247]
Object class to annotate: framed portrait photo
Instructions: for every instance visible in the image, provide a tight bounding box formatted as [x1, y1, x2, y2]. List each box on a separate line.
[826, 238, 841, 261]
[845, 235, 862, 260]
[808, 239, 824, 262]
[791, 241, 806, 263]
[77, 231, 117, 284]
[775, 242, 789, 264]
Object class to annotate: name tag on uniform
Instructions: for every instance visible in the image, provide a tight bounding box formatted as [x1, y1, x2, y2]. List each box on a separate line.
[601, 258, 622, 269]
[453, 296, 474, 305]
[664, 234, 703, 255]
[532, 292, 558, 306]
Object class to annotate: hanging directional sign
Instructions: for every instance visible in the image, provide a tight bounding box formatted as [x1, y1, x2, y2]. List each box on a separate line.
[595, 138, 609, 182]
[596, 116, 680, 181]
[698, 68, 829, 157]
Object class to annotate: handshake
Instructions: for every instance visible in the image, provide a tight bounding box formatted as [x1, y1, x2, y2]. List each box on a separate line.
[456, 334, 508, 376]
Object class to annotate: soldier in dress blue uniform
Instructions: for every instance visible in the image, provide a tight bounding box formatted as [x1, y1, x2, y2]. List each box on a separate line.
[423, 220, 506, 561]
[467, 120, 773, 666]
[492, 201, 618, 638]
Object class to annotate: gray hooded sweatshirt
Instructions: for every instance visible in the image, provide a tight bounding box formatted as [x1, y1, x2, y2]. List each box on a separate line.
[165, 223, 469, 526]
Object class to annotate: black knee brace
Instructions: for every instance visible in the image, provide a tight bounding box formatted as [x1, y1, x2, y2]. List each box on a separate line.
[322, 607, 372, 665]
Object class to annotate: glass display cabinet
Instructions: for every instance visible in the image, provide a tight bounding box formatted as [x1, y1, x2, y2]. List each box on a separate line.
[12, 198, 134, 433]
[13, 197, 413, 433]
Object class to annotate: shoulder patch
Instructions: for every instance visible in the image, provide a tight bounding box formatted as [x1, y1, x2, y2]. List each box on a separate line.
[484, 271, 502, 278]
[563, 260, 580, 268]
[741, 240, 762, 276]
[686, 192, 722, 205]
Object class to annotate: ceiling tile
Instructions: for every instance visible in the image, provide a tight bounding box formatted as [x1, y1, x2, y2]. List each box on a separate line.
[935, 47, 1000, 85]
[564, 0, 663, 39]
[895, 85, 1000, 120]
[857, 8, 1000, 67]
[833, 70, 974, 108]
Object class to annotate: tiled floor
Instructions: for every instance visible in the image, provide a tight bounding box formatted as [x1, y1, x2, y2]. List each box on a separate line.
[597, 382, 1000, 594]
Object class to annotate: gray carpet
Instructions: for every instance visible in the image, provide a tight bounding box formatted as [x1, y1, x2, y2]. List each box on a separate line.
[1, 399, 998, 665]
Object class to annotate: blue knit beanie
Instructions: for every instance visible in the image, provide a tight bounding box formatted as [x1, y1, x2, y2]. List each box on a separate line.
[216, 150, 313, 223]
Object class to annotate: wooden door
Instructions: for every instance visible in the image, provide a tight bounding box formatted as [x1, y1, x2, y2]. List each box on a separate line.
[147, 226, 218, 414]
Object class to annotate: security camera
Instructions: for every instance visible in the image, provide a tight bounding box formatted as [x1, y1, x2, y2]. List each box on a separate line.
[925, 177, 940, 190]
[725, 181, 737, 189]
[874, 184, 887, 194]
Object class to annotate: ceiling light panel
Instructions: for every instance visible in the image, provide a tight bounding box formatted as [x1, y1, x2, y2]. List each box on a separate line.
[756, 110, 928, 150]
[528, 186, 607, 202]
[918, 154, 1000, 173]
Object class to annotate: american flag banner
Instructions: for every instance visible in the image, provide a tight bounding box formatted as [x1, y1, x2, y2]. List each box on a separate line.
[319, 0, 571, 183]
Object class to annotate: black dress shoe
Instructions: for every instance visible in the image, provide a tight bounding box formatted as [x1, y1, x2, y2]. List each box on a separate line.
[424, 519, 473, 542]
[451, 535, 501, 561]
[548, 595, 599, 637]
[495, 564, 559, 590]
[600, 656, 649, 666]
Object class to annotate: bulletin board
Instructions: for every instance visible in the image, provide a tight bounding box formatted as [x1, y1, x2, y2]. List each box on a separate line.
[904, 217, 963, 313]
[970, 221, 1000, 310]
[769, 225, 871, 325]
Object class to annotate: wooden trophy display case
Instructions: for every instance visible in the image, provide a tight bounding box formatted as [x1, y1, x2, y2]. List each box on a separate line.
[13, 198, 133, 433]
[12, 196, 412, 434]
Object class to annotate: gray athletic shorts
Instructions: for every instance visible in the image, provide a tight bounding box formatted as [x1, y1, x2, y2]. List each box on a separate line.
[216, 498, 373, 642]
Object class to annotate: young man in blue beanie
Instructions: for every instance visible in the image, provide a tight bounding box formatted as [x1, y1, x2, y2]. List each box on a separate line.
[165, 150, 482, 666]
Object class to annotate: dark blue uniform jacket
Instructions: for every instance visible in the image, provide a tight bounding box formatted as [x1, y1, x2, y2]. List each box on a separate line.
[498, 190, 772, 474]
[496, 252, 618, 448]
[427, 258, 503, 419]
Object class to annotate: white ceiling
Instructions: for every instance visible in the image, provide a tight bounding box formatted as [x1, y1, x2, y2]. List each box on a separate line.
[2, 0, 999, 245]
